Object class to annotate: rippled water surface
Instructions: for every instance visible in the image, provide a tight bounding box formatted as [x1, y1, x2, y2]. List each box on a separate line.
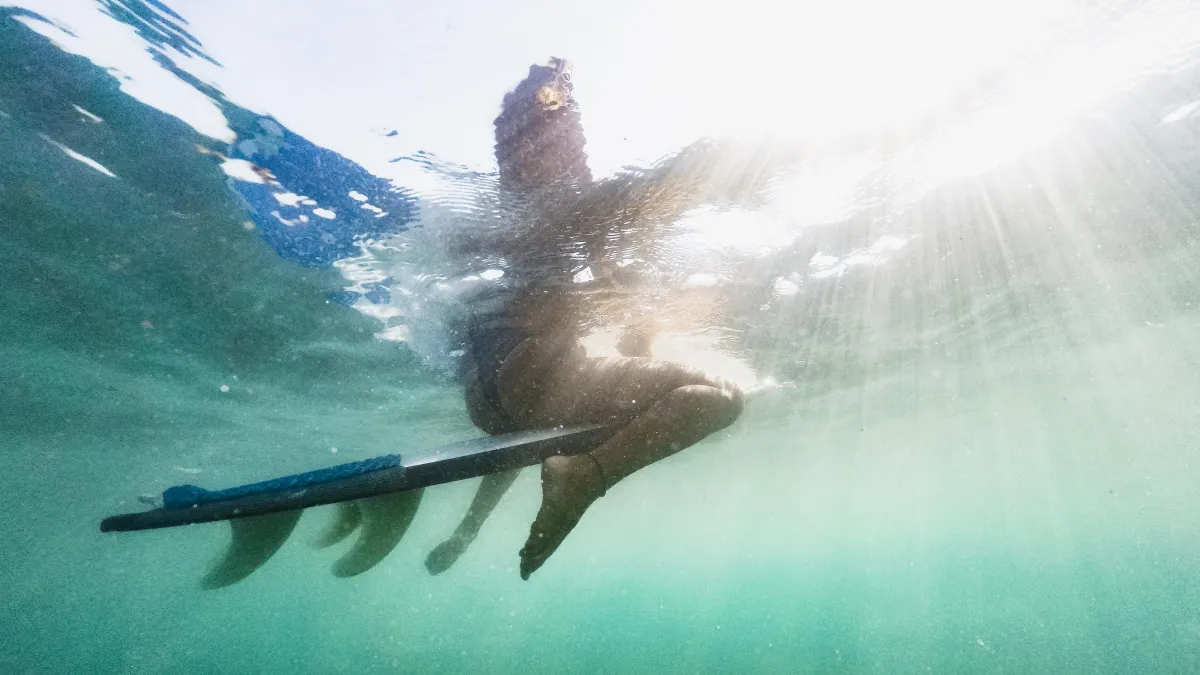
[2, 1, 1200, 672]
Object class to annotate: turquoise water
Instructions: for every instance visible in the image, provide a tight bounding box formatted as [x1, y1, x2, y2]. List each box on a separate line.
[3, 2, 1200, 673]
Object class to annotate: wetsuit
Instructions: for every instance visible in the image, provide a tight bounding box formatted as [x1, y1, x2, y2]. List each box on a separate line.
[463, 286, 584, 435]
[464, 317, 530, 434]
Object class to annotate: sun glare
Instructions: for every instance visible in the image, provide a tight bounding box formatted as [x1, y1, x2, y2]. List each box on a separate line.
[583, 0, 1073, 160]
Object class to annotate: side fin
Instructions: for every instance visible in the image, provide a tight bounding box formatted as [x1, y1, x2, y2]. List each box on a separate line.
[200, 509, 303, 589]
[312, 501, 362, 549]
[331, 489, 424, 578]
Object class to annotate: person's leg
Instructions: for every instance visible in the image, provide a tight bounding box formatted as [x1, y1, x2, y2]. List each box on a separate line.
[424, 334, 579, 575]
[422, 363, 526, 575]
[497, 352, 744, 579]
[424, 469, 520, 575]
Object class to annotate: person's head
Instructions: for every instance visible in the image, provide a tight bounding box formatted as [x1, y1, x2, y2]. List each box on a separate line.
[494, 57, 591, 190]
[530, 57, 574, 111]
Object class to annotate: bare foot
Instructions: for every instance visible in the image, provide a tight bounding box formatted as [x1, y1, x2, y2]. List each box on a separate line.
[424, 532, 474, 575]
[519, 454, 606, 579]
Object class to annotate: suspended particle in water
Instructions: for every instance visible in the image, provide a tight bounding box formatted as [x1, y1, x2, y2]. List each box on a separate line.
[330, 447, 338, 454]
[219, 384, 230, 393]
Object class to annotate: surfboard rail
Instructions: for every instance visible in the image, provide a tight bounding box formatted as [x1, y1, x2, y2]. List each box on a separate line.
[100, 424, 617, 533]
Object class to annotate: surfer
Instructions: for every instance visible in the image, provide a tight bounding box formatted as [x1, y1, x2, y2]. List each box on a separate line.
[425, 58, 744, 580]
[103, 59, 799, 588]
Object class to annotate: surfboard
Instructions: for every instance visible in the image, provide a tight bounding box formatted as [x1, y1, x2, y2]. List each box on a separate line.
[100, 424, 617, 533]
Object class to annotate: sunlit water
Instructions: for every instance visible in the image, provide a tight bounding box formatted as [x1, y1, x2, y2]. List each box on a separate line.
[3, 1, 1200, 673]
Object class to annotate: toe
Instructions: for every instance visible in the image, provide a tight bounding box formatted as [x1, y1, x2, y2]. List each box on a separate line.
[518, 530, 545, 562]
[519, 548, 546, 580]
[518, 527, 553, 578]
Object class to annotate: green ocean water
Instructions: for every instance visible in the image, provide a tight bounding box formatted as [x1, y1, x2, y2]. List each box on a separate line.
[3, 2, 1200, 673]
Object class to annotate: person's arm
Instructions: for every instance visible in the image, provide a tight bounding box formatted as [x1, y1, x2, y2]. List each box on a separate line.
[563, 137, 809, 241]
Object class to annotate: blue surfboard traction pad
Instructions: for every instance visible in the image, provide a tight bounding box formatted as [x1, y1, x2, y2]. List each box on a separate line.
[100, 424, 616, 533]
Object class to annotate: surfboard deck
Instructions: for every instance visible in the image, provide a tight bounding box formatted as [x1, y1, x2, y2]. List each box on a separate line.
[100, 424, 617, 533]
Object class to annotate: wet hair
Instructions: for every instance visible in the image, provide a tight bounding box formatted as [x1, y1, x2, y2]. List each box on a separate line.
[493, 58, 592, 190]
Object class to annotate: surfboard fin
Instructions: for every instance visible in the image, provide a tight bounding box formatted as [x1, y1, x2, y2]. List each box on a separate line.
[331, 489, 424, 578]
[200, 509, 303, 589]
[312, 501, 363, 549]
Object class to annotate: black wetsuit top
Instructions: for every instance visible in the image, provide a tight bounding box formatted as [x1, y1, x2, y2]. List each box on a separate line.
[466, 317, 530, 432]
